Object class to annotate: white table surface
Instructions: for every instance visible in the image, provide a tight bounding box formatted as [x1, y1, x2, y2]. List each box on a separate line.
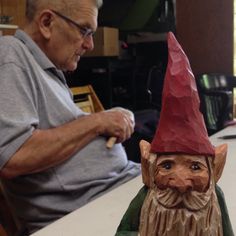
[32, 126, 236, 236]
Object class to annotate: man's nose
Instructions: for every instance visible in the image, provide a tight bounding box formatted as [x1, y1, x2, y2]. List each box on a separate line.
[82, 35, 94, 51]
[168, 175, 193, 194]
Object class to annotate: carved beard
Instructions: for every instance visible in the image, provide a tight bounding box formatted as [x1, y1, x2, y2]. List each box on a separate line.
[139, 178, 223, 236]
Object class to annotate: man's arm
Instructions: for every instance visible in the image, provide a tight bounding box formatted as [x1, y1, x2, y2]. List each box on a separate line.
[0, 110, 134, 179]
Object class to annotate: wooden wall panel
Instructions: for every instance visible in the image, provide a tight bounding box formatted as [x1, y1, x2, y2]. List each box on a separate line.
[176, 0, 234, 75]
[0, 0, 26, 35]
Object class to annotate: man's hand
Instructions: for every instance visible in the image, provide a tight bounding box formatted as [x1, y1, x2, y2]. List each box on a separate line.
[96, 107, 135, 144]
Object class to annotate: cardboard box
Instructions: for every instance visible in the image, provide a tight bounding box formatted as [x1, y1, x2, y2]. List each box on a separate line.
[234, 104, 236, 118]
[233, 88, 236, 119]
[234, 88, 236, 118]
[85, 27, 119, 57]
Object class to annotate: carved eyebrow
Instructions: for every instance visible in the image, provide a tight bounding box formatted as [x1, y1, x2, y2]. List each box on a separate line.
[185, 158, 208, 168]
[156, 156, 176, 166]
[190, 160, 208, 169]
[156, 155, 208, 168]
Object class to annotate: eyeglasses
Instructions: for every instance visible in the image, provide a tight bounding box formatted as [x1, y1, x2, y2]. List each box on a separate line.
[50, 9, 95, 38]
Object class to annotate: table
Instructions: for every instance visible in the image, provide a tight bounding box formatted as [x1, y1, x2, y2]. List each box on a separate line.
[32, 126, 236, 236]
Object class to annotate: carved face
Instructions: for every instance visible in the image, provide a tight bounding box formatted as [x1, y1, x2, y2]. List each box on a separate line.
[140, 140, 227, 189]
[139, 140, 227, 236]
[154, 154, 210, 193]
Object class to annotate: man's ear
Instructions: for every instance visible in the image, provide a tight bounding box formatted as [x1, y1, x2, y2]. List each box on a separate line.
[139, 140, 152, 187]
[38, 10, 54, 40]
[214, 144, 227, 183]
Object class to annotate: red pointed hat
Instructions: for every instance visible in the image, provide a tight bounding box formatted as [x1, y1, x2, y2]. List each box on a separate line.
[150, 32, 215, 156]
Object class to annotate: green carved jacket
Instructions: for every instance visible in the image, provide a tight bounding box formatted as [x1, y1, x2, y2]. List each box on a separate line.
[116, 185, 234, 236]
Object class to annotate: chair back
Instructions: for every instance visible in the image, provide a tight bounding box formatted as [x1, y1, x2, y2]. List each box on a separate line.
[0, 180, 23, 236]
[197, 74, 231, 90]
[196, 74, 234, 135]
[70, 85, 104, 113]
[0, 225, 8, 236]
[146, 65, 165, 111]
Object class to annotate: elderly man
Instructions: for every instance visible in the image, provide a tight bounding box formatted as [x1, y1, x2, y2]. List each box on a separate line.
[116, 32, 234, 236]
[0, 0, 140, 234]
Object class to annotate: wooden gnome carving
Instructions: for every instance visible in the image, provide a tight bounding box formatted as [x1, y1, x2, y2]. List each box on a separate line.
[115, 32, 234, 236]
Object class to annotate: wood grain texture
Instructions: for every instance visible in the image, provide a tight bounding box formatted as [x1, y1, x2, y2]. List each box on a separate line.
[176, 0, 233, 75]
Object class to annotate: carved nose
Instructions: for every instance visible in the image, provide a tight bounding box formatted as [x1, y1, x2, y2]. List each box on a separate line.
[168, 176, 193, 194]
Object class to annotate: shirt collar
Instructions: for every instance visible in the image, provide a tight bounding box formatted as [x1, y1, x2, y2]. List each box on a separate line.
[14, 29, 66, 83]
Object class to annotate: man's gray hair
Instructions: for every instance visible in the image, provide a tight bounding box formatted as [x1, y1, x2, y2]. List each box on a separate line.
[26, 0, 103, 21]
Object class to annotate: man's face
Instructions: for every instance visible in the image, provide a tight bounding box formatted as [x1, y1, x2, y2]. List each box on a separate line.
[45, 1, 98, 71]
[154, 154, 210, 193]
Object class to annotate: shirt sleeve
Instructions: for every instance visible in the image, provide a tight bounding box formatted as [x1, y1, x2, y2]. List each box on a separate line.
[0, 62, 39, 169]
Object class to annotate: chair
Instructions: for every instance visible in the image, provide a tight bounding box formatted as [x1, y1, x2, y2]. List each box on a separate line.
[196, 73, 236, 135]
[146, 65, 165, 111]
[134, 65, 164, 139]
[0, 225, 8, 236]
[124, 66, 164, 163]
[70, 85, 104, 113]
[0, 181, 25, 236]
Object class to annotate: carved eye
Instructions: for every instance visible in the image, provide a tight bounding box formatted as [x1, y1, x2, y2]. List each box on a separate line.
[161, 161, 172, 170]
[191, 162, 201, 171]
